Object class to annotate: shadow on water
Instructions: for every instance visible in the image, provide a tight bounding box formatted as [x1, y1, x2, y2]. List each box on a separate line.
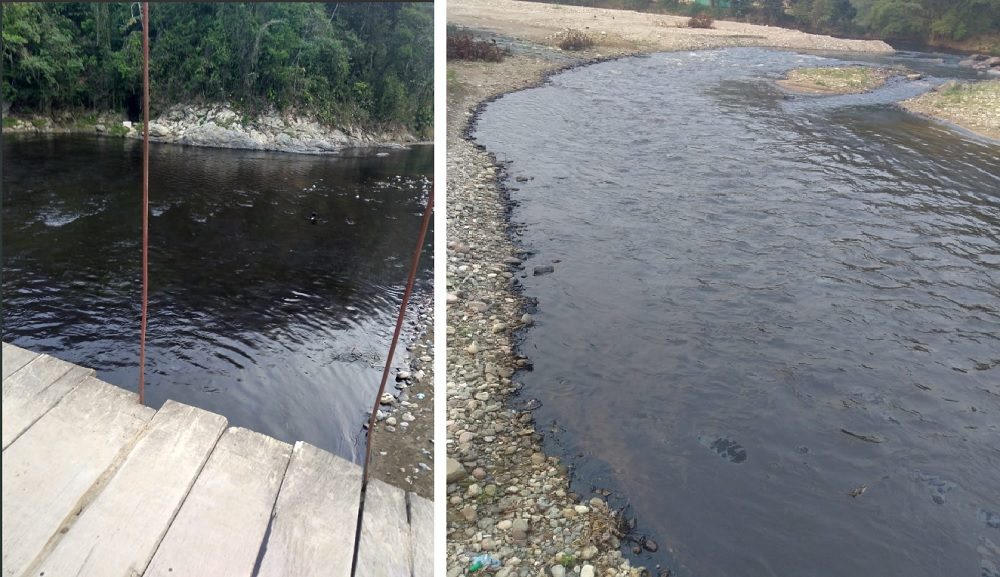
[475, 48, 1000, 577]
[2, 135, 433, 462]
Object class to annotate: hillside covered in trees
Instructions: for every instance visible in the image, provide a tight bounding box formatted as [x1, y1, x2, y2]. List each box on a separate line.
[1, 2, 433, 135]
[526, 0, 1000, 53]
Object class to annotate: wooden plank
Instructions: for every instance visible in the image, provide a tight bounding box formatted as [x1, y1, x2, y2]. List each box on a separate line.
[27, 401, 227, 577]
[2, 352, 78, 399]
[1, 342, 39, 381]
[356, 478, 412, 577]
[409, 493, 434, 577]
[1, 377, 154, 577]
[256, 442, 362, 577]
[143, 428, 292, 577]
[2, 364, 92, 450]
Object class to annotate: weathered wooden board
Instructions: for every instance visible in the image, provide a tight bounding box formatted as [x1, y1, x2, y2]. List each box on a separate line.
[409, 492, 434, 577]
[28, 401, 227, 577]
[2, 364, 92, 450]
[2, 352, 78, 399]
[256, 442, 362, 577]
[143, 427, 292, 577]
[356, 478, 412, 577]
[1, 377, 154, 577]
[1, 342, 39, 380]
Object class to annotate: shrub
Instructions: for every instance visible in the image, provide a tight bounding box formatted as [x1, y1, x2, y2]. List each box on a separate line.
[447, 32, 510, 62]
[688, 12, 715, 28]
[559, 29, 596, 51]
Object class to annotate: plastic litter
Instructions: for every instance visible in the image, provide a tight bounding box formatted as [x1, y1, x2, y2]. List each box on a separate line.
[469, 554, 501, 572]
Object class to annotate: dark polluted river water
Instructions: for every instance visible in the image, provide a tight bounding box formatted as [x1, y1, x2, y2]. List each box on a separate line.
[2, 136, 432, 462]
[474, 48, 1000, 576]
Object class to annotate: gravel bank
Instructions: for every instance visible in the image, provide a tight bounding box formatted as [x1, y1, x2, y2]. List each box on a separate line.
[447, 54, 645, 577]
[447, 3, 895, 576]
[369, 300, 436, 500]
[901, 79, 1000, 142]
[449, 0, 894, 55]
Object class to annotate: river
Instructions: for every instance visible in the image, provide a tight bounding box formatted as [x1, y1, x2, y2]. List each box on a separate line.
[474, 48, 999, 576]
[2, 136, 432, 462]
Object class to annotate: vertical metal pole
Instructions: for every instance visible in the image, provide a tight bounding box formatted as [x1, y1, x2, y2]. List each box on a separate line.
[138, 2, 150, 405]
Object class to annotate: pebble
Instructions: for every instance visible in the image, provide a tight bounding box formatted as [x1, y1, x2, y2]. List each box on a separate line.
[446, 458, 466, 483]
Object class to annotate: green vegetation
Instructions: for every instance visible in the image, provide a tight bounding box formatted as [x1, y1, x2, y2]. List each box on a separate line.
[779, 65, 893, 93]
[2, 3, 433, 135]
[522, 0, 1000, 52]
[915, 79, 1000, 107]
[902, 79, 1000, 139]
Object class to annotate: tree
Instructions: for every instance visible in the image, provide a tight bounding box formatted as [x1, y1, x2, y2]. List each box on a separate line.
[2, 2, 433, 134]
[868, 0, 929, 39]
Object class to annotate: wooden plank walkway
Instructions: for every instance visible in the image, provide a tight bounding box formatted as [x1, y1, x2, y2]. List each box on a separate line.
[1, 342, 433, 577]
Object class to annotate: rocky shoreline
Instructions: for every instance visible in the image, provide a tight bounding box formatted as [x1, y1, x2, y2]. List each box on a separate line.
[447, 53, 654, 577]
[445, 1, 907, 575]
[369, 296, 436, 500]
[901, 79, 1000, 142]
[3, 103, 421, 155]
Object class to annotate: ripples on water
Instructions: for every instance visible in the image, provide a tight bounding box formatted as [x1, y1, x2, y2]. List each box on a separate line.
[2, 136, 432, 461]
[476, 48, 999, 577]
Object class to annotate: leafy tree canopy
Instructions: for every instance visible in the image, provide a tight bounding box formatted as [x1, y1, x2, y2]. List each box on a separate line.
[1, 2, 433, 134]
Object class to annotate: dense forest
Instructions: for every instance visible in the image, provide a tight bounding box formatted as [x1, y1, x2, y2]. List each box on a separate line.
[1, 2, 433, 134]
[527, 0, 1000, 52]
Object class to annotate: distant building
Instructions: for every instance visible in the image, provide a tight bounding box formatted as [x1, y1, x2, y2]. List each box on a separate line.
[693, 0, 733, 7]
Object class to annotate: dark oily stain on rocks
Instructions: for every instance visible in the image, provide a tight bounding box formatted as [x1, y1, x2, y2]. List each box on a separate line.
[699, 435, 748, 464]
[979, 508, 1000, 530]
[512, 397, 543, 412]
[840, 428, 886, 444]
[981, 537, 1000, 577]
[916, 471, 958, 505]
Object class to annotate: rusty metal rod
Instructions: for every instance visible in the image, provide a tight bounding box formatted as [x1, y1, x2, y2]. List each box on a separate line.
[138, 1, 150, 405]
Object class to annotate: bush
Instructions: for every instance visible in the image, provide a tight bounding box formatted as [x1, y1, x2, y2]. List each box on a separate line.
[689, 12, 715, 28]
[559, 29, 596, 51]
[447, 33, 510, 62]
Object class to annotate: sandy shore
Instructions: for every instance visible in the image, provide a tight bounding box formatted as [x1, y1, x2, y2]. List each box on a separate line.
[446, 2, 902, 577]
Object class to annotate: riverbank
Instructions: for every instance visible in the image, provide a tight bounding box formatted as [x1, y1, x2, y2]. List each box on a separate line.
[446, 2, 906, 576]
[370, 302, 436, 500]
[447, 54, 647, 577]
[2, 104, 421, 154]
[901, 79, 1000, 141]
[449, 0, 893, 54]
